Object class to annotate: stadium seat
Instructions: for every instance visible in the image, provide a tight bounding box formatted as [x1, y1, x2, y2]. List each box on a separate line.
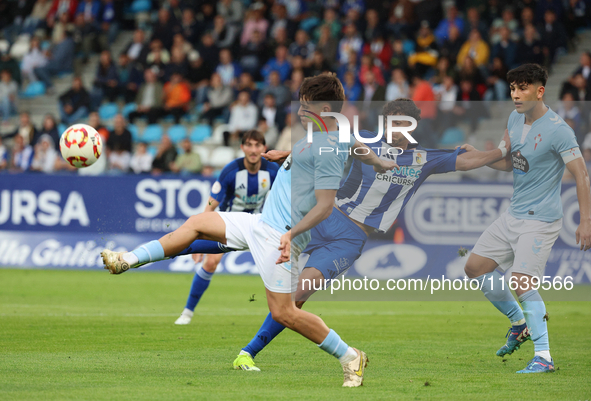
[194, 145, 210, 166]
[209, 124, 229, 145]
[147, 145, 157, 157]
[439, 128, 465, 146]
[168, 125, 187, 144]
[210, 147, 235, 168]
[142, 124, 163, 143]
[57, 123, 67, 135]
[189, 125, 212, 143]
[9, 35, 30, 59]
[130, 0, 151, 13]
[0, 40, 9, 54]
[20, 81, 45, 98]
[98, 103, 119, 120]
[128, 124, 139, 142]
[121, 103, 137, 118]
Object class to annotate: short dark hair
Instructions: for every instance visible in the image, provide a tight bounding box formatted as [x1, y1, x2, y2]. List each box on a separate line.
[299, 73, 345, 113]
[382, 98, 422, 122]
[506, 64, 548, 86]
[242, 129, 266, 146]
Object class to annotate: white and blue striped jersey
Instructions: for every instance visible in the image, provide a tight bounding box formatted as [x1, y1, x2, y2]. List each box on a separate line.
[336, 130, 462, 232]
[262, 131, 354, 251]
[507, 107, 580, 222]
[211, 157, 279, 213]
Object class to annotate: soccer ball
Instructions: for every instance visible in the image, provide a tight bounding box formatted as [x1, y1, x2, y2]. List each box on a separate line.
[59, 124, 103, 168]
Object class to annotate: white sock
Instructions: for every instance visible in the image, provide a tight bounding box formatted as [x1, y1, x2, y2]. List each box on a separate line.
[181, 308, 194, 317]
[239, 350, 252, 358]
[513, 318, 526, 326]
[338, 347, 358, 364]
[535, 350, 551, 361]
[122, 252, 139, 266]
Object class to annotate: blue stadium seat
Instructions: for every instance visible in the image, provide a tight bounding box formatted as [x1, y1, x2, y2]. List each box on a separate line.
[128, 124, 139, 142]
[130, 0, 151, 13]
[168, 125, 187, 144]
[98, 103, 119, 120]
[57, 123, 67, 135]
[142, 125, 163, 143]
[190, 125, 212, 143]
[121, 103, 137, 119]
[147, 145, 157, 157]
[20, 81, 45, 98]
[439, 128, 465, 146]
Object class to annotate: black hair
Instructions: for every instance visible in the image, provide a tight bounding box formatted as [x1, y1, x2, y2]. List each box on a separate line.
[506, 64, 548, 86]
[382, 98, 422, 122]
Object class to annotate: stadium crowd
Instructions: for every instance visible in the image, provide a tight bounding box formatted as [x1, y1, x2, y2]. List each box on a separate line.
[0, 0, 590, 175]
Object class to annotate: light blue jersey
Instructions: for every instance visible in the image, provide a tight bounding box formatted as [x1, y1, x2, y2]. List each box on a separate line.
[508, 107, 580, 222]
[261, 131, 354, 251]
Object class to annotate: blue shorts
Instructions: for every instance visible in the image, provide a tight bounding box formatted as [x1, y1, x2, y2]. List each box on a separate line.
[303, 207, 368, 280]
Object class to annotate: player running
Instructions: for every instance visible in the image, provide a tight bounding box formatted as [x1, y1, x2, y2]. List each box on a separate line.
[101, 73, 397, 387]
[464, 63, 591, 373]
[174, 130, 279, 325]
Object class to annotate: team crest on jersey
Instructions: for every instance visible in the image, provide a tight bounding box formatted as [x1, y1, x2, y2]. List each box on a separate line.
[512, 150, 529, 175]
[261, 179, 268, 188]
[412, 151, 427, 165]
[534, 134, 542, 151]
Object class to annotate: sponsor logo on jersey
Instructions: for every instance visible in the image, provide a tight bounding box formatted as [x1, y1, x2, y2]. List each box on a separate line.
[375, 165, 422, 186]
[512, 150, 529, 174]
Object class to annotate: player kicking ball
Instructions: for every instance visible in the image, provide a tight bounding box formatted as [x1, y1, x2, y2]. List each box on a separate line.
[174, 130, 279, 325]
[101, 74, 396, 387]
[464, 63, 591, 373]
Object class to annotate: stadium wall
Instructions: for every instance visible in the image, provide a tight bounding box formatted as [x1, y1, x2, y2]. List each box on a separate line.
[1, 175, 589, 283]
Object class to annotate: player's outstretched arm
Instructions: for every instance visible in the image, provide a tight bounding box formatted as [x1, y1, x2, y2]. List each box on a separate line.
[455, 144, 508, 171]
[485, 129, 513, 171]
[350, 140, 398, 172]
[262, 150, 291, 164]
[566, 157, 591, 251]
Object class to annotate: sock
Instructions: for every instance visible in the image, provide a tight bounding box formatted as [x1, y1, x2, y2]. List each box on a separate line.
[242, 312, 286, 358]
[475, 271, 525, 323]
[185, 267, 214, 311]
[181, 308, 193, 317]
[318, 329, 350, 360]
[535, 350, 552, 361]
[173, 240, 234, 258]
[126, 240, 166, 266]
[519, 289, 550, 356]
[339, 347, 358, 364]
[514, 318, 526, 326]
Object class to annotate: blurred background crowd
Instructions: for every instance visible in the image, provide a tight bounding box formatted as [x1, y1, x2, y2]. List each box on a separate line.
[0, 0, 590, 178]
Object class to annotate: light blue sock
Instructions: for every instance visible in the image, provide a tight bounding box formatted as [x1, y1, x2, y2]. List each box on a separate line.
[318, 329, 349, 359]
[132, 240, 166, 265]
[475, 271, 525, 324]
[242, 312, 286, 358]
[185, 267, 214, 311]
[519, 289, 549, 352]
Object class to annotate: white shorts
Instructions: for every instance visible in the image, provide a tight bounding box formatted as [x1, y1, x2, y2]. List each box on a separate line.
[471, 210, 561, 278]
[218, 212, 298, 294]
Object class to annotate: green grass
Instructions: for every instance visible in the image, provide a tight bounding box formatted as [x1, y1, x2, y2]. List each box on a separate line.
[1, 269, 590, 400]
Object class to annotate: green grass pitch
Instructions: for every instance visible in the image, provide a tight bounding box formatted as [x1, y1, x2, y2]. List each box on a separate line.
[1, 268, 590, 400]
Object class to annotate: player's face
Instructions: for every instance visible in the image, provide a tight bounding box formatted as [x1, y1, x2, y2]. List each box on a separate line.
[241, 139, 266, 164]
[297, 100, 329, 130]
[386, 116, 415, 147]
[510, 82, 543, 113]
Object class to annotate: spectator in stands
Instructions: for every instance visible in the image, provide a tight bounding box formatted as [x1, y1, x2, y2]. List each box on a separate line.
[557, 92, 584, 143]
[516, 24, 544, 65]
[362, 70, 386, 103]
[455, 78, 484, 133]
[440, 25, 462, 63]
[362, 34, 392, 70]
[386, 0, 414, 38]
[289, 30, 315, 63]
[257, 118, 278, 149]
[34, 30, 75, 92]
[6, 112, 38, 146]
[434, 74, 458, 133]
[154, 72, 191, 124]
[196, 32, 219, 69]
[343, 70, 362, 101]
[146, 39, 170, 70]
[151, 8, 177, 50]
[225, 91, 258, 145]
[46, 0, 77, 30]
[539, 9, 568, 65]
[88, 111, 109, 141]
[568, 73, 590, 101]
[0, 70, 18, 121]
[2, 0, 35, 45]
[106, 114, 132, 173]
[98, 0, 118, 51]
[30, 134, 58, 173]
[408, 21, 439, 69]
[359, 55, 384, 86]
[363, 9, 383, 42]
[309, 51, 332, 77]
[258, 93, 286, 132]
[59, 76, 90, 125]
[180, 8, 200, 45]
[457, 29, 490, 68]
[269, 3, 296, 39]
[116, 53, 142, 104]
[386, 68, 409, 101]
[164, 47, 189, 82]
[0, 136, 7, 170]
[187, 50, 211, 104]
[216, 49, 241, 87]
[239, 29, 267, 79]
[151, 134, 177, 174]
[261, 45, 291, 83]
[164, 0, 182, 26]
[22, 0, 52, 36]
[338, 48, 361, 83]
[289, 69, 304, 102]
[258, 70, 289, 108]
[92, 50, 119, 107]
[411, 71, 437, 147]
[234, 72, 258, 104]
[130, 142, 153, 174]
[241, 3, 268, 46]
[275, 113, 291, 152]
[572, 51, 591, 81]
[484, 57, 509, 101]
[212, 15, 239, 50]
[217, 0, 244, 26]
[21, 37, 48, 83]
[123, 29, 148, 65]
[171, 33, 192, 56]
[11, 134, 34, 172]
[314, 8, 341, 41]
[0, 50, 22, 87]
[490, 7, 519, 44]
[434, 5, 464, 44]
[38, 114, 60, 149]
[566, 0, 591, 33]
[491, 26, 518, 69]
[458, 56, 486, 94]
[338, 24, 363, 65]
[431, 56, 455, 86]
[388, 39, 407, 72]
[128, 69, 164, 125]
[315, 25, 338, 68]
[201, 72, 233, 125]
[170, 138, 202, 175]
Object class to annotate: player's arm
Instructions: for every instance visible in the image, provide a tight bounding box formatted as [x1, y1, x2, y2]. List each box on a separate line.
[566, 156, 591, 251]
[262, 150, 291, 164]
[460, 129, 513, 171]
[205, 197, 220, 213]
[350, 140, 398, 172]
[277, 189, 336, 263]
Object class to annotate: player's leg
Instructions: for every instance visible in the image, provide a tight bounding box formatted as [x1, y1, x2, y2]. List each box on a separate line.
[101, 212, 228, 274]
[175, 253, 224, 325]
[465, 213, 528, 356]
